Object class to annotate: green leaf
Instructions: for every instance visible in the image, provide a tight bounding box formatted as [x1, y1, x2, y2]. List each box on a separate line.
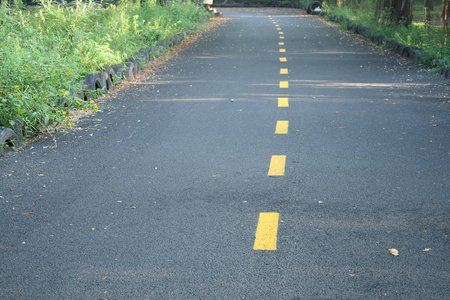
[44, 115, 50, 126]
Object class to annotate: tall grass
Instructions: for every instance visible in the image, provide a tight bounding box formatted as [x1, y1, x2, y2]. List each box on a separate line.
[0, 0, 208, 133]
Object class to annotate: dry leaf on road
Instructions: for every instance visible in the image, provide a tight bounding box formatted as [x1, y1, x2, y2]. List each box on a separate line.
[388, 248, 399, 256]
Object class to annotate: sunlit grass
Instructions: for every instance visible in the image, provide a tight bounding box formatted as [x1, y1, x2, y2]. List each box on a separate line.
[0, 0, 208, 135]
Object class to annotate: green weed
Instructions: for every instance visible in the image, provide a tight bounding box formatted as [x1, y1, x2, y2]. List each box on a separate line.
[0, 0, 208, 134]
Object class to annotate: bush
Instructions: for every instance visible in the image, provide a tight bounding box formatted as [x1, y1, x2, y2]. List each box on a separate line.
[0, 0, 208, 134]
[322, 0, 449, 71]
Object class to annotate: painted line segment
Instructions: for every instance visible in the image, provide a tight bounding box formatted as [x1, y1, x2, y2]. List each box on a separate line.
[275, 121, 289, 134]
[280, 81, 289, 88]
[278, 97, 289, 107]
[268, 155, 286, 176]
[253, 212, 280, 250]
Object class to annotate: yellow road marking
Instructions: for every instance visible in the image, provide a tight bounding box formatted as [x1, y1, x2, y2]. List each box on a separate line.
[278, 32, 284, 35]
[279, 49, 286, 53]
[278, 97, 289, 107]
[279, 36, 284, 39]
[279, 42, 284, 45]
[275, 121, 289, 134]
[280, 68, 288, 74]
[280, 81, 289, 88]
[268, 155, 286, 176]
[277, 28, 281, 30]
[253, 212, 280, 250]
[279, 57, 287, 62]
[275, 24, 279, 27]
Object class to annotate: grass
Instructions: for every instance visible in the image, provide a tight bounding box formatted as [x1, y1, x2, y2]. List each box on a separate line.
[0, 0, 209, 136]
[321, 1, 449, 71]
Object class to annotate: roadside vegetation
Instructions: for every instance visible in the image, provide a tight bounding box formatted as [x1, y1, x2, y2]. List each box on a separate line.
[0, 0, 208, 136]
[319, 0, 449, 72]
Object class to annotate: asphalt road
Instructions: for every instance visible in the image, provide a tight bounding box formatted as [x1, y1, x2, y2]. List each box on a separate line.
[1, 7, 449, 299]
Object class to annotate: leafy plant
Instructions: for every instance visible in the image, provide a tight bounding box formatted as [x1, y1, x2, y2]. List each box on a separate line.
[322, 0, 449, 70]
[0, 0, 209, 135]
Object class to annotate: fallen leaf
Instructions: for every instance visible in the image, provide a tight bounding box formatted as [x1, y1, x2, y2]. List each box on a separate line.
[388, 248, 399, 256]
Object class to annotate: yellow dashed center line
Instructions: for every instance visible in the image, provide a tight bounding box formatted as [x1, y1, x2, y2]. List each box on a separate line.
[253, 19, 292, 252]
[253, 212, 280, 250]
[279, 36, 284, 39]
[278, 97, 289, 107]
[275, 121, 289, 134]
[280, 81, 289, 88]
[268, 155, 286, 176]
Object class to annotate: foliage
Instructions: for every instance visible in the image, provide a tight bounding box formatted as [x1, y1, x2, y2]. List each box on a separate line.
[0, 0, 208, 135]
[323, 0, 449, 70]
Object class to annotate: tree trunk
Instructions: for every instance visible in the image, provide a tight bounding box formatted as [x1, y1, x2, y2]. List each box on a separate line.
[424, 0, 433, 25]
[444, 0, 450, 37]
[375, 0, 384, 22]
[392, 0, 413, 26]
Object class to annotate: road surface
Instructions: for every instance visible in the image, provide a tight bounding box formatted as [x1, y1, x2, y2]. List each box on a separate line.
[1, 7, 449, 299]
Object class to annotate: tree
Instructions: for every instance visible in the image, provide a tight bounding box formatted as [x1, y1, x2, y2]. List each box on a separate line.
[444, 0, 450, 37]
[391, 0, 413, 26]
[424, 0, 433, 26]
